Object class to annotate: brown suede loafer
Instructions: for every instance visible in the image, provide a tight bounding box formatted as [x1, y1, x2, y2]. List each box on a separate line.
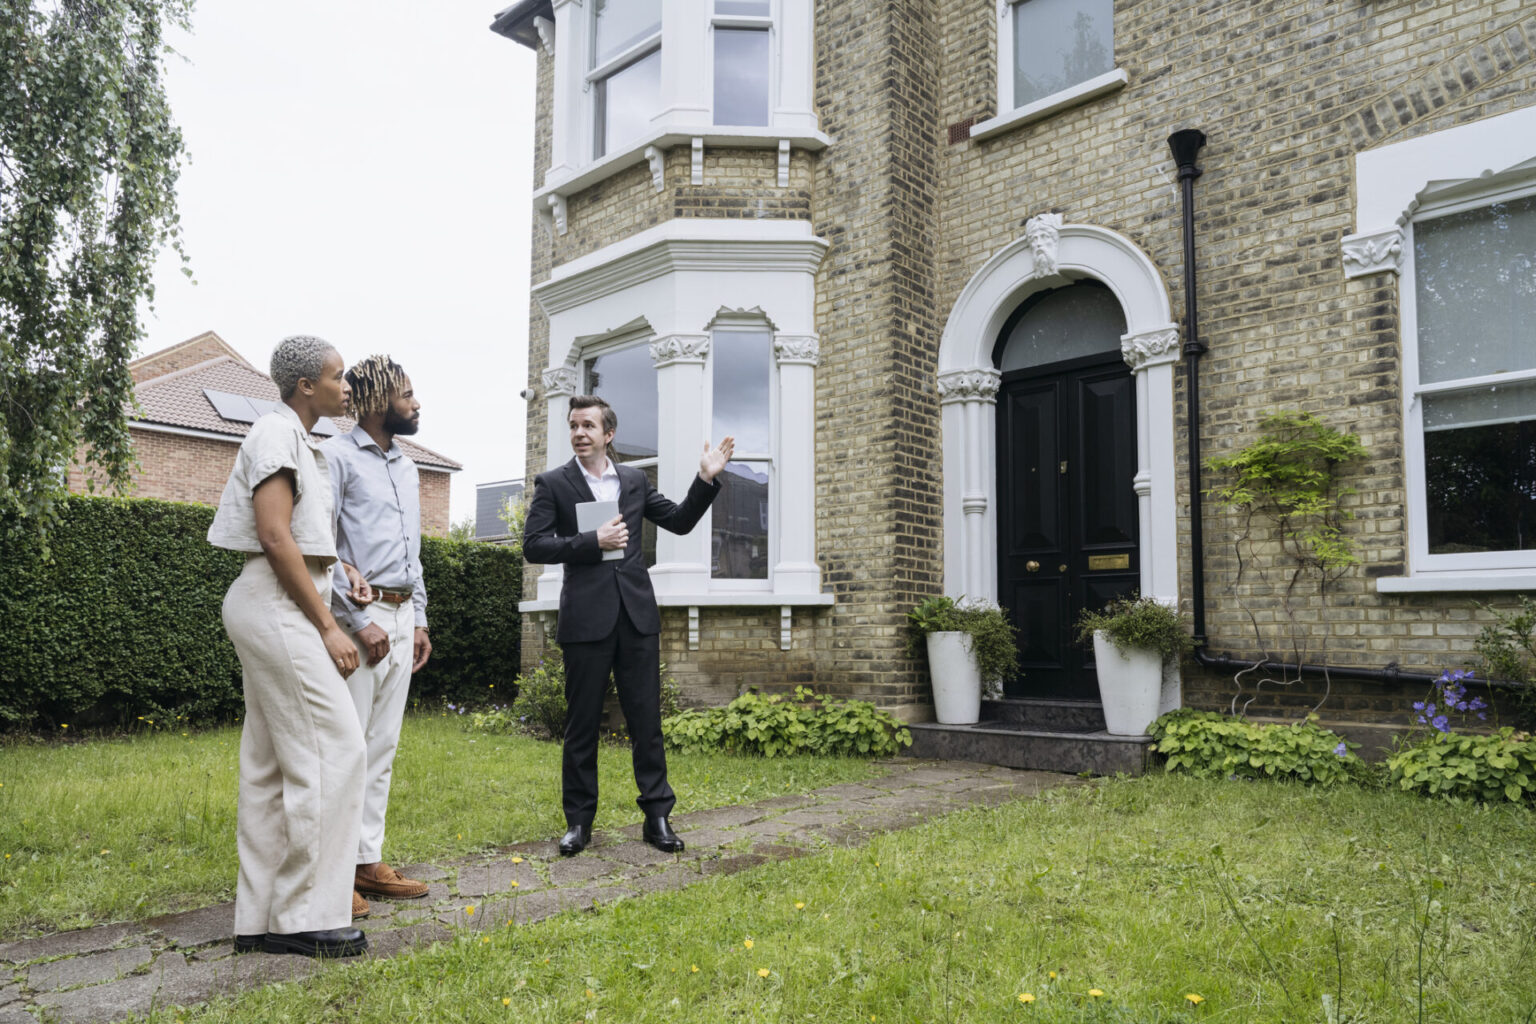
[355, 861, 429, 900]
[352, 889, 370, 919]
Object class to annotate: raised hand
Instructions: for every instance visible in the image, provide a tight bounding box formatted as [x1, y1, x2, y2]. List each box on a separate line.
[700, 436, 735, 482]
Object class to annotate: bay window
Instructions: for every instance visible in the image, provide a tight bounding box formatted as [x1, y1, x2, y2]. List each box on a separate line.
[590, 0, 662, 158]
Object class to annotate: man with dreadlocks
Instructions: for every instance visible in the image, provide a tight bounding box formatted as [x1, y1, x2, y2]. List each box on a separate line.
[322, 354, 433, 916]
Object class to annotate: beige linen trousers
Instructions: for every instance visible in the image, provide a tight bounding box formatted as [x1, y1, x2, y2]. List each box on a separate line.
[223, 555, 366, 936]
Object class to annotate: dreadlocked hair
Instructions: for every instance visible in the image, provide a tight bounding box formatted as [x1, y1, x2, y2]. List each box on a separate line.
[346, 354, 408, 419]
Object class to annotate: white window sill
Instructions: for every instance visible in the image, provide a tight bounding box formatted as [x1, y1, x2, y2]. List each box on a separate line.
[534, 124, 832, 211]
[519, 591, 834, 651]
[970, 68, 1129, 143]
[1376, 572, 1536, 594]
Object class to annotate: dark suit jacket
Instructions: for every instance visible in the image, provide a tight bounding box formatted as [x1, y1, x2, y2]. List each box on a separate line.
[523, 458, 721, 643]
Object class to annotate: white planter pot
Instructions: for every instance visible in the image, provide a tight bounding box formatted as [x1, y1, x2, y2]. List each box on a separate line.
[925, 631, 981, 725]
[1092, 630, 1163, 736]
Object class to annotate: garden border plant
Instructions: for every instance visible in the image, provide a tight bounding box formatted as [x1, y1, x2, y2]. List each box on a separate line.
[1204, 410, 1367, 714]
[906, 595, 1020, 698]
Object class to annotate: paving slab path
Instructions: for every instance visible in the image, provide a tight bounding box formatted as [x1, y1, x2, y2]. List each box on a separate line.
[0, 759, 1085, 1024]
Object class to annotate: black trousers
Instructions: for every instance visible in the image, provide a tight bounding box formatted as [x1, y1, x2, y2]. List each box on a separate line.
[560, 606, 675, 827]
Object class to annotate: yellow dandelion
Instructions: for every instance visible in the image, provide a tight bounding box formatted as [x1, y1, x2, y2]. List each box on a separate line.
[743, 939, 753, 949]
[1088, 989, 1104, 998]
[5, 854, 10, 860]
[1185, 993, 1204, 1005]
[1048, 971, 1057, 980]
[465, 905, 476, 916]
[691, 965, 700, 973]
[457, 833, 463, 839]
[1018, 993, 1036, 1004]
[794, 901, 805, 910]
[585, 989, 595, 999]
[60, 724, 68, 729]
[511, 857, 524, 864]
[502, 998, 511, 1006]
[99, 849, 109, 856]
[481, 937, 491, 945]
[757, 968, 770, 978]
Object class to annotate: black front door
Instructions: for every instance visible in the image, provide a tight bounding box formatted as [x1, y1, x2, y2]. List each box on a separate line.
[996, 355, 1139, 699]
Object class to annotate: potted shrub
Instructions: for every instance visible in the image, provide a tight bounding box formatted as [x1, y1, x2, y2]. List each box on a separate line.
[907, 596, 1019, 724]
[1075, 596, 1193, 736]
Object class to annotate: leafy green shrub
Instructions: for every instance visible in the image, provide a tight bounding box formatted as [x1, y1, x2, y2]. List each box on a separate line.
[0, 496, 521, 730]
[906, 595, 1019, 687]
[1386, 728, 1536, 804]
[508, 651, 567, 739]
[663, 687, 912, 757]
[1148, 709, 1359, 786]
[392, 535, 522, 706]
[1074, 595, 1193, 660]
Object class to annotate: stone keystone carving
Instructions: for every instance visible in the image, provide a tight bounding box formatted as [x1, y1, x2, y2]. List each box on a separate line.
[1024, 212, 1063, 278]
[1340, 228, 1404, 278]
[1120, 328, 1180, 370]
[649, 334, 710, 367]
[773, 334, 820, 365]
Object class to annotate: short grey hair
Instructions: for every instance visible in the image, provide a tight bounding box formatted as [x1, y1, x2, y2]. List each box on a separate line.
[270, 335, 337, 399]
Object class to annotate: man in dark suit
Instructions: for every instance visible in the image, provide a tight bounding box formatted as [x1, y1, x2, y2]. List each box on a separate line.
[524, 394, 734, 856]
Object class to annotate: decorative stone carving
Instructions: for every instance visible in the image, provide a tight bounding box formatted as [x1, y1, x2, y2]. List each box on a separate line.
[542, 365, 579, 396]
[1341, 227, 1404, 278]
[644, 146, 664, 192]
[649, 334, 710, 367]
[532, 15, 554, 56]
[773, 334, 820, 365]
[936, 368, 1001, 403]
[1024, 212, 1063, 277]
[547, 193, 567, 235]
[1120, 328, 1180, 370]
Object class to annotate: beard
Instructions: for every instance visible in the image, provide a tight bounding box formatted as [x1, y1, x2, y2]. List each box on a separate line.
[384, 407, 420, 435]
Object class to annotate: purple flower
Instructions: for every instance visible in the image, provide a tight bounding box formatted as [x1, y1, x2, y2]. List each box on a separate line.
[1334, 741, 1348, 757]
[1431, 715, 1450, 733]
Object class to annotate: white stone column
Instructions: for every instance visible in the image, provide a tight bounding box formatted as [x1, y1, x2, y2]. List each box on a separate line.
[1120, 326, 1182, 713]
[657, 0, 710, 125]
[536, 364, 581, 603]
[773, 1, 819, 134]
[771, 333, 820, 594]
[649, 333, 712, 594]
[937, 368, 1001, 603]
[548, 0, 587, 179]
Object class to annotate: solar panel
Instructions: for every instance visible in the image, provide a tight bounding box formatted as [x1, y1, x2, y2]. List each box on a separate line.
[203, 389, 259, 423]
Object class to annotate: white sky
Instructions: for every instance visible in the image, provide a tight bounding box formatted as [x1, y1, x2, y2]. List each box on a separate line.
[143, 0, 538, 525]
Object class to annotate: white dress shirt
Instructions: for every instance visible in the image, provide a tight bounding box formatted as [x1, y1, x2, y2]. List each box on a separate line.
[580, 457, 621, 502]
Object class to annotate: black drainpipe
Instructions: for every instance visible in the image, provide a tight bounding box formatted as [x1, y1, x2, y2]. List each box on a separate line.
[1165, 128, 1446, 693]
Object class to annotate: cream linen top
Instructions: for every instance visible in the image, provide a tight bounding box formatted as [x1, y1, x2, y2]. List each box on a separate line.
[207, 402, 338, 560]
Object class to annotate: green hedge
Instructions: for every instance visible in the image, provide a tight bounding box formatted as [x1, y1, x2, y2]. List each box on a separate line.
[0, 496, 521, 731]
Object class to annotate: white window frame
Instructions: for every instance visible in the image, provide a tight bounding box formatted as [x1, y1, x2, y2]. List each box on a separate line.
[1343, 104, 1536, 594]
[1399, 179, 1536, 580]
[533, 0, 826, 228]
[588, 15, 662, 160]
[522, 219, 833, 644]
[705, 316, 778, 591]
[971, 0, 1127, 143]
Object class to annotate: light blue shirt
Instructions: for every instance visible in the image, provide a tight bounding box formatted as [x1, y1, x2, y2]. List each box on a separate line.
[323, 426, 428, 632]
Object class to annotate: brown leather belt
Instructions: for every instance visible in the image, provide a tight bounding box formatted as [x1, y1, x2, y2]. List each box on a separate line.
[374, 588, 411, 605]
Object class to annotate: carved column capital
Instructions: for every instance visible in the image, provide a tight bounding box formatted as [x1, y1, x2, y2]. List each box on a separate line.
[1341, 227, 1404, 278]
[1120, 328, 1180, 371]
[773, 333, 820, 366]
[936, 368, 1002, 404]
[542, 365, 580, 397]
[649, 333, 710, 368]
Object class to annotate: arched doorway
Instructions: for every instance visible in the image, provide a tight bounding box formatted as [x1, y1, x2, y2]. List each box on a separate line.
[993, 280, 1138, 700]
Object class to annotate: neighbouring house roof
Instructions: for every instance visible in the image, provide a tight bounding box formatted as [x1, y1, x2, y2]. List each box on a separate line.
[132, 339, 462, 472]
[489, 0, 551, 48]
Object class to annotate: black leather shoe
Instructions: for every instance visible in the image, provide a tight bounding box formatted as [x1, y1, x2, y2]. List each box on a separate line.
[233, 934, 265, 955]
[559, 824, 592, 856]
[263, 928, 368, 958]
[642, 815, 685, 853]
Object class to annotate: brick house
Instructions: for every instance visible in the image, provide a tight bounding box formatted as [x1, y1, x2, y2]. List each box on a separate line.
[68, 332, 461, 533]
[492, 1, 1535, 752]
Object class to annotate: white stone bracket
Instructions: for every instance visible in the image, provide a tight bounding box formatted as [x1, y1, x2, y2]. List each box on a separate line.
[777, 140, 790, 188]
[691, 137, 704, 185]
[645, 145, 665, 193]
[1341, 227, 1403, 279]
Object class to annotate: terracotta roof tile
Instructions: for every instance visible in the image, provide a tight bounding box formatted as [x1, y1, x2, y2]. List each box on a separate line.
[133, 354, 461, 471]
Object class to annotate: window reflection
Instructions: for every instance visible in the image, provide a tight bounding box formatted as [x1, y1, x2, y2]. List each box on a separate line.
[584, 344, 658, 461]
[712, 461, 770, 579]
[1012, 0, 1113, 108]
[595, 48, 661, 158]
[712, 329, 771, 453]
[714, 28, 770, 127]
[715, 0, 769, 14]
[592, 0, 661, 67]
